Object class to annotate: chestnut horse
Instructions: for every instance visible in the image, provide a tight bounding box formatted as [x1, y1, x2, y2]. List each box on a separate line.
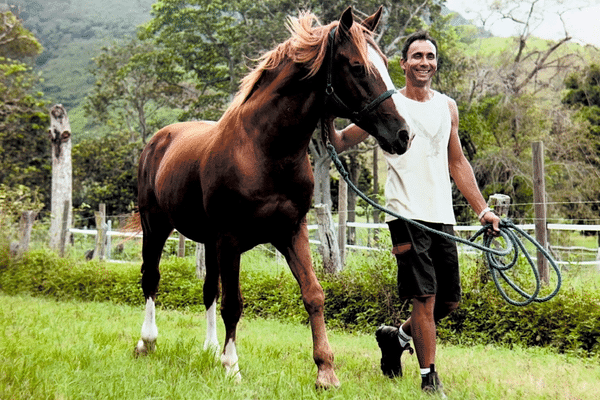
[135, 7, 411, 388]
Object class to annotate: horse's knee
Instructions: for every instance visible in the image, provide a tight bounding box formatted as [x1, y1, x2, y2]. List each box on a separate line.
[302, 282, 325, 315]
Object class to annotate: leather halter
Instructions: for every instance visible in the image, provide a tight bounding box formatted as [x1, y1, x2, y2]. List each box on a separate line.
[324, 27, 396, 123]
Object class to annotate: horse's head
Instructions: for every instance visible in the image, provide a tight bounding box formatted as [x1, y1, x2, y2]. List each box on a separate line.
[325, 7, 412, 155]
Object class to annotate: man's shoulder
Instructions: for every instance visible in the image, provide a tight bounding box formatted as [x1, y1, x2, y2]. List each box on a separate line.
[433, 90, 455, 103]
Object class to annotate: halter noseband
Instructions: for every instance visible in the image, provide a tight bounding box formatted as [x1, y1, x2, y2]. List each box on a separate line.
[324, 27, 396, 123]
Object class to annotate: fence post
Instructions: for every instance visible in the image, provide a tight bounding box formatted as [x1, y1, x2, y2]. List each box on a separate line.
[17, 210, 37, 255]
[532, 141, 549, 284]
[196, 243, 206, 280]
[488, 193, 511, 218]
[338, 177, 347, 263]
[596, 233, 600, 272]
[315, 203, 342, 274]
[178, 232, 186, 257]
[93, 203, 107, 260]
[106, 220, 112, 260]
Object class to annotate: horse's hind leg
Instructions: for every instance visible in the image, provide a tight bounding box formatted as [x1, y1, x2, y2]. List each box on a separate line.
[275, 222, 340, 389]
[135, 211, 173, 356]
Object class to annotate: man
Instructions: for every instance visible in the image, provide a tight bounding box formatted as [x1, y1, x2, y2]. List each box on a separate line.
[329, 31, 500, 395]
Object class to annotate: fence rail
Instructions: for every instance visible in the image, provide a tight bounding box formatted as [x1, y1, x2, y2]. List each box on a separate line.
[70, 221, 600, 268]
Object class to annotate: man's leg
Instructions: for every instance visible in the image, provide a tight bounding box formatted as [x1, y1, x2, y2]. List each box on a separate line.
[401, 299, 459, 336]
[408, 295, 436, 369]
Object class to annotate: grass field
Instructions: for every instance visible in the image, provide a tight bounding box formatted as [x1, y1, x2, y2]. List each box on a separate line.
[2, 293, 598, 400]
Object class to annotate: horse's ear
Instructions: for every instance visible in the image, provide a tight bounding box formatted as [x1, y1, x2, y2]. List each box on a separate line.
[338, 6, 354, 36]
[361, 6, 383, 32]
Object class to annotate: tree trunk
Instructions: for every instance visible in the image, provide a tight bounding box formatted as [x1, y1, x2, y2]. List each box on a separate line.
[347, 153, 360, 245]
[338, 177, 347, 263]
[315, 203, 342, 274]
[48, 104, 72, 253]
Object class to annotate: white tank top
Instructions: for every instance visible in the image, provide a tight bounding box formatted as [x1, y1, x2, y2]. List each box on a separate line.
[383, 90, 456, 224]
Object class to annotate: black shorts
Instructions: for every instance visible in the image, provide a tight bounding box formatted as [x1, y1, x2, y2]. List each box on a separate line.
[387, 219, 461, 302]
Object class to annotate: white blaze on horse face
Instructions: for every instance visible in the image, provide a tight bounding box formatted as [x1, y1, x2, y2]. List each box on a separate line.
[367, 45, 404, 114]
[136, 297, 158, 353]
[204, 300, 219, 355]
[221, 338, 242, 383]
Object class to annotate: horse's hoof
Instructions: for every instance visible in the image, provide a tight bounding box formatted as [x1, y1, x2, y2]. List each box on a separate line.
[315, 370, 340, 389]
[134, 339, 156, 357]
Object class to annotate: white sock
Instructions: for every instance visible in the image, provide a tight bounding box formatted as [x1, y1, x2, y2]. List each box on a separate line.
[398, 326, 412, 347]
[420, 367, 431, 377]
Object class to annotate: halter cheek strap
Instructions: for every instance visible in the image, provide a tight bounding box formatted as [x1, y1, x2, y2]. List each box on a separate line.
[324, 27, 397, 123]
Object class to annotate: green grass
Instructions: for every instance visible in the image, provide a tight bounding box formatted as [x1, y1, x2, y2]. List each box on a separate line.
[2, 294, 598, 399]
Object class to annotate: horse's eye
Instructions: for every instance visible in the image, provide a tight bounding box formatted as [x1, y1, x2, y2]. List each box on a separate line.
[351, 65, 367, 77]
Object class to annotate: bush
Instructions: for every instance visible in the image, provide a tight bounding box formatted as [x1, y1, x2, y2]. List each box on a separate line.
[0, 245, 598, 357]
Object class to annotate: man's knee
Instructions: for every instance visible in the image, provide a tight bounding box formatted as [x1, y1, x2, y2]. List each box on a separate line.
[434, 301, 459, 321]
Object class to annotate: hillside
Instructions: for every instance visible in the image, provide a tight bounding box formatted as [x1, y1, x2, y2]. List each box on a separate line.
[14, 0, 155, 109]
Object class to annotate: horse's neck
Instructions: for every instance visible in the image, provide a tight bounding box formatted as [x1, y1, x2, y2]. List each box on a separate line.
[237, 63, 323, 158]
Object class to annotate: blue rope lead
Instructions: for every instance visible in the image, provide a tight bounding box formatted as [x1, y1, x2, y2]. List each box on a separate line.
[326, 143, 561, 306]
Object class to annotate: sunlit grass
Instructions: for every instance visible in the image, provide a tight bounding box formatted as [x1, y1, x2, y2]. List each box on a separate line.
[2, 294, 598, 399]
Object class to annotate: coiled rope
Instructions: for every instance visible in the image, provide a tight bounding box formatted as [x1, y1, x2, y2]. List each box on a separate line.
[324, 139, 561, 306]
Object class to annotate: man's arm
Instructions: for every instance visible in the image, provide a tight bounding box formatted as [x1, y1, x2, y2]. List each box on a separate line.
[447, 99, 500, 232]
[330, 123, 370, 153]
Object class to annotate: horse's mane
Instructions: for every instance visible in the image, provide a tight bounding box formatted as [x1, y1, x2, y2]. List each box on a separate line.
[222, 11, 378, 118]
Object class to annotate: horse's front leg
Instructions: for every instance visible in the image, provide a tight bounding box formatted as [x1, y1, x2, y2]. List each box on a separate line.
[135, 215, 171, 356]
[276, 221, 340, 389]
[203, 241, 220, 356]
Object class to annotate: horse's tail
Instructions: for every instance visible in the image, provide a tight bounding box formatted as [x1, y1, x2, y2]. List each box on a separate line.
[115, 211, 142, 246]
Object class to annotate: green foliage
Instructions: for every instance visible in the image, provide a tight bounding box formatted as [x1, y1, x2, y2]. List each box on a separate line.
[72, 130, 141, 222]
[0, 13, 51, 204]
[2, 246, 599, 358]
[562, 63, 600, 172]
[0, 184, 44, 225]
[0, 11, 43, 59]
[84, 38, 184, 143]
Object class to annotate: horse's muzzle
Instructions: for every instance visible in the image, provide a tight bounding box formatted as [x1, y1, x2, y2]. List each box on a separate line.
[384, 125, 412, 155]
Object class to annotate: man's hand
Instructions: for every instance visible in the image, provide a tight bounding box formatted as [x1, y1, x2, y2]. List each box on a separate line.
[481, 211, 501, 236]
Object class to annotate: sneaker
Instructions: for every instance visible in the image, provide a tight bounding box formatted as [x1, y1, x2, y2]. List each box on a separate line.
[421, 364, 447, 398]
[375, 325, 414, 378]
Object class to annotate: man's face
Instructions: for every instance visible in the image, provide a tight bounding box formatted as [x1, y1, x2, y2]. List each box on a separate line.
[400, 40, 437, 87]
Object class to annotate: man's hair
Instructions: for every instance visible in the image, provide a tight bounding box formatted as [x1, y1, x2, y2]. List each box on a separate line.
[401, 30, 438, 61]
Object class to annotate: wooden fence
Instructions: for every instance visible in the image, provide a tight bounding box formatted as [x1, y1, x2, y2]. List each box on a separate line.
[69, 220, 600, 269]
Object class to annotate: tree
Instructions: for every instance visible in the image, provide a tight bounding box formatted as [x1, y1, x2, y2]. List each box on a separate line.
[0, 11, 49, 201]
[138, 0, 294, 120]
[563, 63, 600, 139]
[72, 130, 141, 225]
[84, 38, 184, 144]
[559, 63, 600, 221]
[0, 11, 42, 60]
[443, 0, 600, 223]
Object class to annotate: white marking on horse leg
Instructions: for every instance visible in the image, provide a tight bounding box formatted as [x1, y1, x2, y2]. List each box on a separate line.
[136, 297, 158, 354]
[221, 338, 241, 383]
[204, 300, 219, 355]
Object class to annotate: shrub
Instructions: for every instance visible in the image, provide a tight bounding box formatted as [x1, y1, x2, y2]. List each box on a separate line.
[0, 245, 598, 358]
